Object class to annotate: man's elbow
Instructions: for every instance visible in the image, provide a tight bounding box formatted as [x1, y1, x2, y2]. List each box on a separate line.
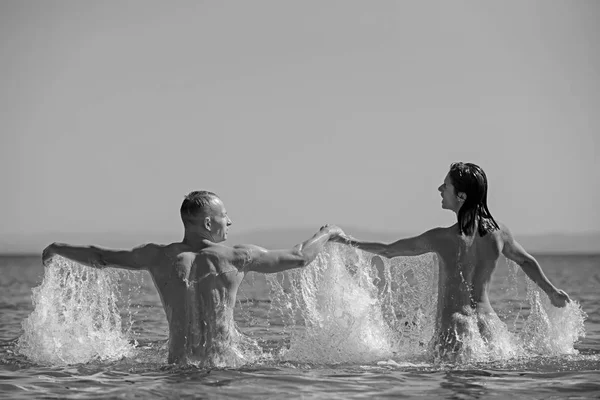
[299, 254, 311, 268]
[89, 247, 109, 266]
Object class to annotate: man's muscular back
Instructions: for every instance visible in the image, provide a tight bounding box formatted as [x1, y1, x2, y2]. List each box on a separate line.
[148, 243, 245, 312]
[144, 243, 246, 364]
[41, 189, 345, 367]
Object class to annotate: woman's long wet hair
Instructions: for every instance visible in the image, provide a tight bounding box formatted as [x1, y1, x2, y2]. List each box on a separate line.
[448, 162, 499, 236]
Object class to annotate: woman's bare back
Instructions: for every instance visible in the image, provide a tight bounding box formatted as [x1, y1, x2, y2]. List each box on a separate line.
[431, 225, 505, 353]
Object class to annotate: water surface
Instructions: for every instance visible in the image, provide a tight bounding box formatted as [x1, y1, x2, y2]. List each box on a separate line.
[1, 248, 598, 399]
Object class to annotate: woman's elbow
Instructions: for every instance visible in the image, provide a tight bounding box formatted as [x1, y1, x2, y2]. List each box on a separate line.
[520, 255, 540, 271]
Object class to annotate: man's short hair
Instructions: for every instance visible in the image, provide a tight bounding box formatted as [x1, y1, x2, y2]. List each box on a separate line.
[180, 191, 219, 224]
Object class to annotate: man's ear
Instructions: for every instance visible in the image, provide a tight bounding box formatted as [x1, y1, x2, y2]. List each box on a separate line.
[204, 216, 212, 231]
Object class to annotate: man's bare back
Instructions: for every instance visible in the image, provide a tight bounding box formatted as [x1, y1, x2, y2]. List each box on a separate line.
[140, 242, 246, 365]
[43, 191, 345, 366]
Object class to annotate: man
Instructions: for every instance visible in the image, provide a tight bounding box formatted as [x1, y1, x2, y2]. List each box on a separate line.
[42, 191, 343, 366]
[333, 162, 570, 357]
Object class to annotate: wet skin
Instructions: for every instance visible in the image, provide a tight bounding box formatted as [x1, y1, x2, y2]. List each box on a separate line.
[334, 173, 570, 354]
[43, 198, 343, 366]
[425, 223, 508, 350]
[143, 242, 245, 365]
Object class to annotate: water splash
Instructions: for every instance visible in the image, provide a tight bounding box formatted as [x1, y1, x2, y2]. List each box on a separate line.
[519, 277, 587, 355]
[17, 256, 265, 368]
[268, 243, 438, 363]
[17, 247, 586, 368]
[17, 257, 135, 365]
[267, 244, 586, 365]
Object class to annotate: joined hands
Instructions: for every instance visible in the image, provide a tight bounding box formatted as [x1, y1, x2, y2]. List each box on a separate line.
[320, 225, 353, 245]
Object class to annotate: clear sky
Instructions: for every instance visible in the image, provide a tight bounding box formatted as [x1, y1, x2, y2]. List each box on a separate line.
[1, 1, 599, 252]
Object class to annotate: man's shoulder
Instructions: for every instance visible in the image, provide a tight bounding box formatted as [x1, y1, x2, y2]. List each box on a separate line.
[140, 242, 187, 257]
[191, 243, 251, 273]
[163, 242, 258, 266]
[139, 242, 217, 260]
[148, 244, 231, 272]
[187, 242, 238, 262]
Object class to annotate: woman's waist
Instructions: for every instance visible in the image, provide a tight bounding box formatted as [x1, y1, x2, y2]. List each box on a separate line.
[438, 298, 494, 317]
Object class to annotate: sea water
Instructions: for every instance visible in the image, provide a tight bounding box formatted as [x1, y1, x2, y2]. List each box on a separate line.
[16, 244, 586, 367]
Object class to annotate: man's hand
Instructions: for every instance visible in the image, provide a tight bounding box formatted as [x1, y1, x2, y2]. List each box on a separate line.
[549, 288, 571, 308]
[42, 243, 60, 266]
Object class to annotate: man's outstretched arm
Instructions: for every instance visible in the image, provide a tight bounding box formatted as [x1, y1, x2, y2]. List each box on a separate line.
[501, 224, 571, 307]
[42, 242, 159, 271]
[232, 225, 342, 274]
[331, 228, 441, 258]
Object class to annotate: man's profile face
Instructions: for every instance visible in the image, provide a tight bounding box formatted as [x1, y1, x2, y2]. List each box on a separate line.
[438, 173, 462, 212]
[207, 197, 232, 243]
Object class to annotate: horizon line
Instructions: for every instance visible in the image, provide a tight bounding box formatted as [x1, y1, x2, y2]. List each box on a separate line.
[2, 227, 600, 237]
[3, 250, 599, 257]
